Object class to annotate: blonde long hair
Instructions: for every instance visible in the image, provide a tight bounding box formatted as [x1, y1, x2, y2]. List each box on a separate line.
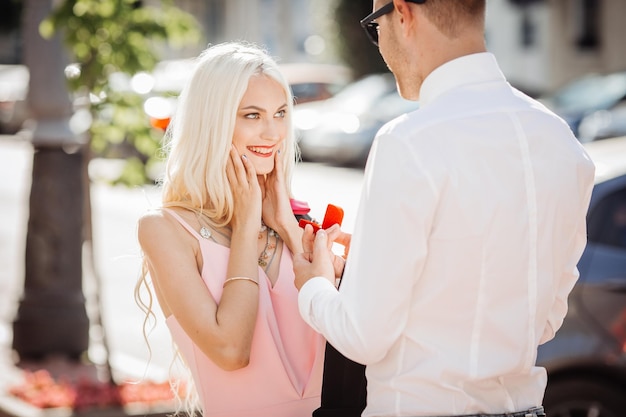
[135, 41, 297, 415]
[161, 41, 297, 225]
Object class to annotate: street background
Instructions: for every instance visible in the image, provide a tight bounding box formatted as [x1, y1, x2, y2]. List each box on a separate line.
[0, 134, 364, 383]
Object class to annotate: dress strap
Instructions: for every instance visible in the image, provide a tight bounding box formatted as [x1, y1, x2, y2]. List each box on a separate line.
[162, 208, 202, 240]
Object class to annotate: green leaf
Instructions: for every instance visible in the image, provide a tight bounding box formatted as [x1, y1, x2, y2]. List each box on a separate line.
[45, 0, 202, 185]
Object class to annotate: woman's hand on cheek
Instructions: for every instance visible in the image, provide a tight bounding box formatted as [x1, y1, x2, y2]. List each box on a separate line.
[226, 145, 262, 229]
[260, 149, 293, 230]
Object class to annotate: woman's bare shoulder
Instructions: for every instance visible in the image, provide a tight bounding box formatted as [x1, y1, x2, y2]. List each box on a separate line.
[138, 208, 169, 230]
[137, 208, 186, 243]
[138, 208, 168, 224]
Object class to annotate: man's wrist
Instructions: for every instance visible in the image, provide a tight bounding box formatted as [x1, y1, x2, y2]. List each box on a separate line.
[297, 276, 338, 329]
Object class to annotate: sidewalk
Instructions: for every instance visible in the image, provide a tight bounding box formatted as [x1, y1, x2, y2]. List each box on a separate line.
[0, 135, 177, 417]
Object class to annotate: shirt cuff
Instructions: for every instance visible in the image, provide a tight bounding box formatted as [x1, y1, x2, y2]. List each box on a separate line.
[297, 276, 337, 331]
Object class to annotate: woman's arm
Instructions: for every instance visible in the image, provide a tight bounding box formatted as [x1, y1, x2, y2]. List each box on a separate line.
[138, 147, 263, 371]
[213, 146, 263, 368]
[138, 211, 257, 371]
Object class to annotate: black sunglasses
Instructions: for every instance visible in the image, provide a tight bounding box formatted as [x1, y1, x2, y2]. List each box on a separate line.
[360, 0, 426, 46]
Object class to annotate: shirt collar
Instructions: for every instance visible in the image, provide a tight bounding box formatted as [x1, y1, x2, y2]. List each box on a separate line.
[418, 52, 506, 107]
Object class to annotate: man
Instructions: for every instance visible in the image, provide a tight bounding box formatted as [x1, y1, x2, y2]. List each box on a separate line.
[293, 1, 596, 416]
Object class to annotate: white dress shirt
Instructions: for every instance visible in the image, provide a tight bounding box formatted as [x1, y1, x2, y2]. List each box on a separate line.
[298, 53, 595, 417]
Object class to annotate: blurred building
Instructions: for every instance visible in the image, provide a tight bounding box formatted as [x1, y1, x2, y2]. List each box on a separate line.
[486, 0, 626, 96]
[168, 0, 626, 95]
[2, 0, 625, 95]
[0, 0, 337, 65]
[155, 0, 337, 64]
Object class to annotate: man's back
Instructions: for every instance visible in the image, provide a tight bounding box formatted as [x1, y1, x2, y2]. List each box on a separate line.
[295, 2, 595, 417]
[346, 52, 595, 416]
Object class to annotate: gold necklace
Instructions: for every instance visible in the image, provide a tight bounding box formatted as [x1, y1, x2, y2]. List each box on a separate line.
[196, 211, 279, 271]
[257, 224, 279, 272]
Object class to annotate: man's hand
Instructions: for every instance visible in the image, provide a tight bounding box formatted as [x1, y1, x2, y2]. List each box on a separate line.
[302, 223, 351, 278]
[294, 226, 337, 290]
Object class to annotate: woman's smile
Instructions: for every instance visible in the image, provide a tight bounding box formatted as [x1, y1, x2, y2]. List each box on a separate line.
[247, 145, 275, 158]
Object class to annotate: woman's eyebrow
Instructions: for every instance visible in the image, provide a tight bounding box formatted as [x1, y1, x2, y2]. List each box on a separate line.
[239, 105, 265, 112]
[239, 103, 288, 111]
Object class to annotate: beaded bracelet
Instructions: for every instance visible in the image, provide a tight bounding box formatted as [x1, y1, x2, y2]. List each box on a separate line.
[223, 276, 259, 288]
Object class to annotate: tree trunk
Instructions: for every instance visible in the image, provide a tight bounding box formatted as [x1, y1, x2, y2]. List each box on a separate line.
[12, 0, 90, 360]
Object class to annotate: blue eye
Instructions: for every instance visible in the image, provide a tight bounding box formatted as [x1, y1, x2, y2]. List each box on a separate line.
[245, 113, 260, 119]
[275, 110, 286, 118]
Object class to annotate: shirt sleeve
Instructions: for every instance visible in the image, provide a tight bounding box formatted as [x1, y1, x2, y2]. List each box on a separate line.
[540, 159, 595, 344]
[298, 132, 438, 364]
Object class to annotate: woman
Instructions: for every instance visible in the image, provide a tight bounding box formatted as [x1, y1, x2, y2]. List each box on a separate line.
[136, 42, 325, 417]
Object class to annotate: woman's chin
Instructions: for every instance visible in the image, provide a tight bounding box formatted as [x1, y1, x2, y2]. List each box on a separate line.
[252, 162, 274, 176]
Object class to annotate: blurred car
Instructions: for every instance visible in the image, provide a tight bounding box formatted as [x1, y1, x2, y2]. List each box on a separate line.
[0, 61, 176, 135]
[536, 135, 626, 416]
[539, 71, 626, 138]
[0, 64, 29, 134]
[578, 101, 626, 143]
[296, 73, 419, 166]
[143, 60, 352, 130]
[279, 62, 352, 105]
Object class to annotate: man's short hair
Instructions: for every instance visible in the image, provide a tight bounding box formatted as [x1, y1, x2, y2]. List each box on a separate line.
[421, 0, 486, 39]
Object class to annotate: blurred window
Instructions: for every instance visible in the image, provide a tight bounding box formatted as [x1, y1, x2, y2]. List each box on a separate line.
[331, 74, 395, 114]
[576, 0, 600, 49]
[292, 83, 336, 104]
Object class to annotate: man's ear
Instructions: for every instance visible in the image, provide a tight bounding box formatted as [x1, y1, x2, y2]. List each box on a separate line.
[393, 0, 417, 39]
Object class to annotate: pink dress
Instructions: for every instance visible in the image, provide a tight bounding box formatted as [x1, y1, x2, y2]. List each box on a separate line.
[163, 209, 325, 417]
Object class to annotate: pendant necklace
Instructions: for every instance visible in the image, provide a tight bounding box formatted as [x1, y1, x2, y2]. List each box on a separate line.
[257, 223, 279, 272]
[195, 211, 226, 243]
[196, 211, 279, 272]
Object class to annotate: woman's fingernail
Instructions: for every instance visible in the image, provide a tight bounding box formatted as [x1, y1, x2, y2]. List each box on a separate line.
[242, 154, 247, 160]
[277, 149, 281, 155]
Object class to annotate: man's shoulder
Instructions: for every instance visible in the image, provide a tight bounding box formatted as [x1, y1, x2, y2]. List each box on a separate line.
[377, 105, 434, 138]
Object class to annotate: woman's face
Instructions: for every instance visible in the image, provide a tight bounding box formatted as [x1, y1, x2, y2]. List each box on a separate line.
[232, 74, 288, 175]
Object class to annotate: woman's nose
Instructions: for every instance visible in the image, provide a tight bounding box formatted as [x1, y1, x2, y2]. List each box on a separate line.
[262, 118, 282, 141]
